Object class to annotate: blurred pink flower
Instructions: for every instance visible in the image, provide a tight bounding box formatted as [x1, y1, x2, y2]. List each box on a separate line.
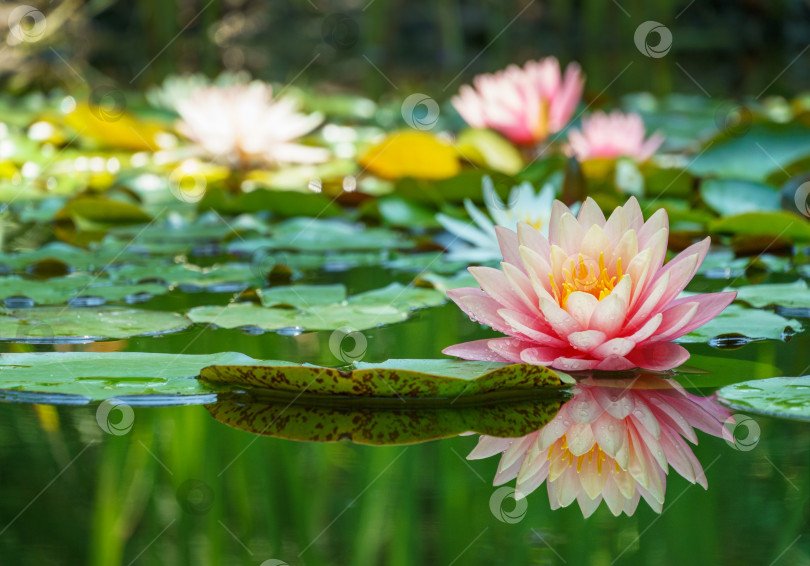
[469, 375, 730, 517]
[176, 82, 329, 169]
[443, 197, 736, 371]
[452, 57, 584, 146]
[567, 111, 664, 162]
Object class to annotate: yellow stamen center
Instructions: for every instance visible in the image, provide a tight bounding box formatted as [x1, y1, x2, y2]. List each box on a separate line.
[549, 252, 622, 309]
[549, 435, 610, 475]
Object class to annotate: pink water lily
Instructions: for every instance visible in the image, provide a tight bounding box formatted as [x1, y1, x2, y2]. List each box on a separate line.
[567, 111, 664, 162]
[443, 197, 736, 371]
[469, 376, 730, 517]
[452, 57, 584, 146]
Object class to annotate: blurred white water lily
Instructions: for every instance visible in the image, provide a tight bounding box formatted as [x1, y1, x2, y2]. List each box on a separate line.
[436, 177, 557, 262]
[175, 81, 329, 169]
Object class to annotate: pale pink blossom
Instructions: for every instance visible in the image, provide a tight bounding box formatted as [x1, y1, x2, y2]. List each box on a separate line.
[452, 57, 584, 146]
[176, 82, 329, 169]
[567, 111, 664, 162]
[469, 375, 730, 517]
[443, 197, 736, 371]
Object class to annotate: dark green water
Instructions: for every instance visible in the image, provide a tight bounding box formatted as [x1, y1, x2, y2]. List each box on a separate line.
[0, 274, 809, 566]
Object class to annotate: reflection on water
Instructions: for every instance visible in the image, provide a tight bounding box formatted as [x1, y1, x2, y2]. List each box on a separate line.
[206, 394, 567, 445]
[467, 375, 731, 517]
[204, 369, 739, 519]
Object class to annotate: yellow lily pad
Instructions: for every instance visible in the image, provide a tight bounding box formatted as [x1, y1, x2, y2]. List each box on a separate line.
[359, 130, 461, 180]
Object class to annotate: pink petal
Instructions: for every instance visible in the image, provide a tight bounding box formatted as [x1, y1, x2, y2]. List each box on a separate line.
[443, 339, 509, 362]
[625, 342, 690, 371]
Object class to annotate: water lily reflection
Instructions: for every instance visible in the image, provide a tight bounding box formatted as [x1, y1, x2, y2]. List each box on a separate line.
[467, 375, 730, 517]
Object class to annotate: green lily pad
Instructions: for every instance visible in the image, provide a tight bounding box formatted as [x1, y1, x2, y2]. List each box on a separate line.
[0, 275, 167, 305]
[188, 283, 444, 332]
[688, 123, 810, 181]
[709, 211, 810, 240]
[0, 352, 287, 404]
[0, 306, 191, 342]
[201, 359, 568, 402]
[206, 396, 564, 445]
[729, 280, 810, 310]
[717, 376, 810, 422]
[0, 242, 148, 272]
[258, 284, 347, 308]
[348, 283, 445, 310]
[187, 302, 408, 332]
[109, 262, 262, 292]
[421, 270, 480, 295]
[228, 218, 414, 254]
[700, 179, 781, 216]
[678, 304, 803, 344]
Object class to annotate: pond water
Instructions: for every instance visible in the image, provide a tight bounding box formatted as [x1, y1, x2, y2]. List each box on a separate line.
[0, 263, 808, 566]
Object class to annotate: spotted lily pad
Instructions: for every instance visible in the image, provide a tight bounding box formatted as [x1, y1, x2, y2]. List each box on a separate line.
[0, 352, 286, 404]
[201, 359, 569, 402]
[677, 304, 803, 344]
[0, 306, 191, 342]
[717, 376, 810, 422]
[0, 275, 167, 306]
[206, 396, 565, 445]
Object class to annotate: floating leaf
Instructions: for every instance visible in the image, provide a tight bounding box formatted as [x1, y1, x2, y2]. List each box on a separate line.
[198, 187, 343, 217]
[227, 218, 414, 254]
[109, 262, 262, 292]
[678, 304, 803, 344]
[207, 396, 564, 445]
[359, 130, 461, 181]
[700, 179, 781, 216]
[717, 376, 810, 422]
[456, 128, 523, 175]
[0, 275, 167, 305]
[187, 302, 407, 332]
[258, 284, 347, 308]
[0, 306, 191, 342]
[348, 283, 445, 311]
[201, 359, 568, 401]
[688, 123, 810, 182]
[709, 211, 810, 241]
[63, 102, 169, 151]
[0, 352, 286, 404]
[0, 242, 147, 272]
[421, 270, 479, 295]
[729, 280, 810, 310]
